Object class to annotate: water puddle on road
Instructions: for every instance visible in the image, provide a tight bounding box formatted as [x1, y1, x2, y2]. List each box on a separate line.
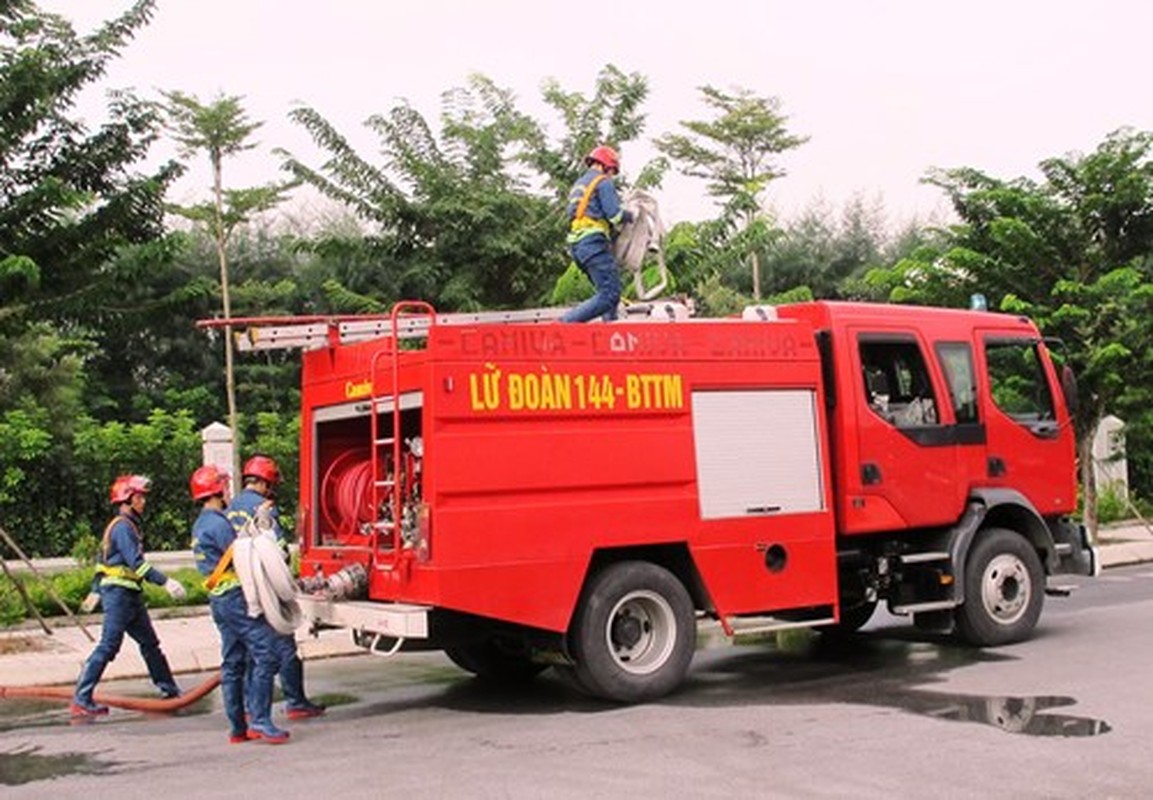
[863, 688, 1111, 736]
[685, 632, 1113, 737]
[821, 639, 1114, 737]
[0, 745, 118, 786]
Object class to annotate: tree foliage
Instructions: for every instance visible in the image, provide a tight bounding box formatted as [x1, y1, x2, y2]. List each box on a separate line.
[654, 85, 808, 298]
[862, 128, 1153, 529]
[280, 68, 650, 312]
[0, 0, 178, 327]
[655, 86, 808, 207]
[528, 65, 650, 198]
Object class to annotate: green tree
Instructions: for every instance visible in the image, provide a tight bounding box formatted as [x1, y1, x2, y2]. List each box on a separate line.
[281, 71, 647, 312]
[654, 86, 808, 299]
[0, 0, 176, 329]
[70, 408, 202, 551]
[0, 1, 203, 425]
[163, 91, 291, 475]
[749, 195, 891, 299]
[863, 129, 1153, 533]
[524, 64, 650, 199]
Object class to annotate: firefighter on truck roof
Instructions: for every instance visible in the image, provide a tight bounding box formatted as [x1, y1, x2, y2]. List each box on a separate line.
[190, 464, 290, 744]
[71, 475, 185, 717]
[227, 455, 326, 721]
[561, 145, 633, 323]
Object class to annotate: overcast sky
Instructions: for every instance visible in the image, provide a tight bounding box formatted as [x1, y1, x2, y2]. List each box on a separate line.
[52, 0, 1153, 230]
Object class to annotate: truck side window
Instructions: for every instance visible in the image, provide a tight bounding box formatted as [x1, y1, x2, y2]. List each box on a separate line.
[985, 339, 1055, 422]
[935, 342, 979, 423]
[859, 339, 939, 427]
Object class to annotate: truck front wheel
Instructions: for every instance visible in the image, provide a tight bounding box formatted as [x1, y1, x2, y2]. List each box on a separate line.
[569, 561, 696, 703]
[954, 528, 1044, 646]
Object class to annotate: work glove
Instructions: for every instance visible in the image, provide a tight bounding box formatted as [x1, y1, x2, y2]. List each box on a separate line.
[164, 578, 187, 601]
[80, 592, 101, 613]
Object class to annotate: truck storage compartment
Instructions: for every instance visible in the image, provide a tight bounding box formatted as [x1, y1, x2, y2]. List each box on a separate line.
[311, 394, 423, 551]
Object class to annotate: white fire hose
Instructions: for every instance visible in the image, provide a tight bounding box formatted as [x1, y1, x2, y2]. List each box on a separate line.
[232, 506, 303, 635]
[614, 190, 669, 300]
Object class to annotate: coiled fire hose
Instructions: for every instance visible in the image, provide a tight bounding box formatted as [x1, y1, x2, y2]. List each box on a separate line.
[233, 506, 303, 636]
[614, 190, 669, 300]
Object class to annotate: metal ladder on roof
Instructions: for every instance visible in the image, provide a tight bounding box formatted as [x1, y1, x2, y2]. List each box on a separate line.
[227, 306, 571, 352]
[198, 300, 698, 353]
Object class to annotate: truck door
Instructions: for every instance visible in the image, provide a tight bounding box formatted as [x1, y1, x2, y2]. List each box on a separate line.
[977, 333, 1075, 514]
[849, 330, 966, 530]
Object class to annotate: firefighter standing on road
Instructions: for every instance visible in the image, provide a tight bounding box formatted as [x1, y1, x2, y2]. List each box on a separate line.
[71, 475, 185, 717]
[561, 145, 633, 323]
[227, 455, 326, 721]
[190, 464, 290, 744]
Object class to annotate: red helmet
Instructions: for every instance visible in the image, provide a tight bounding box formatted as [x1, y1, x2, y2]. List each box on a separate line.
[242, 455, 281, 485]
[585, 145, 620, 172]
[189, 465, 230, 501]
[110, 474, 151, 504]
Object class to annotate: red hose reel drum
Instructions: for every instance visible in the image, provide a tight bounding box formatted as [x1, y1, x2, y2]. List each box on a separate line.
[320, 448, 376, 541]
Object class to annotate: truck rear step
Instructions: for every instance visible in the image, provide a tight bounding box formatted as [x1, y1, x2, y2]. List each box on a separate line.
[297, 596, 430, 639]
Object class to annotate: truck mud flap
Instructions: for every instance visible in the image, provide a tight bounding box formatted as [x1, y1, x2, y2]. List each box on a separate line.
[1050, 519, 1099, 578]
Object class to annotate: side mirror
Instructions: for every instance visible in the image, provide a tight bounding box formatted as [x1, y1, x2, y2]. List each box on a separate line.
[1060, 365, 1079, 415]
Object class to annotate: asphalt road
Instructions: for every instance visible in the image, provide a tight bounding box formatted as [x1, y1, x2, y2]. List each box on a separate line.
[2, 565, 1152, 799]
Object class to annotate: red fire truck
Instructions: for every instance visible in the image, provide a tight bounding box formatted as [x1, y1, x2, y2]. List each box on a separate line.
[215, 300, 1097, 703]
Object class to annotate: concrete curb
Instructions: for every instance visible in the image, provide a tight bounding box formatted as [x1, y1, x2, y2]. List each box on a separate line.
[1097, 540, 1153, 568]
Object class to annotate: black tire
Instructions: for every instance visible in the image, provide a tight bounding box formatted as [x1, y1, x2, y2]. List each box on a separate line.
[954, 528, 1044, 646]
[552, 664, 594, 697]
[818, 599, 878, 636]
[444, 640, 548, 683]
[569, 561, 696, 703]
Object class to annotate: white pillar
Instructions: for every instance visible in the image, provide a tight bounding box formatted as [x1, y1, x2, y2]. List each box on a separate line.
[201, 421, 238, 495]
[1092, 415, 1128, 501]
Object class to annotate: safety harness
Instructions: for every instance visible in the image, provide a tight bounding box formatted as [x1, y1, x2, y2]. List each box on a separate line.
[203, 542, 239, 596]
[95, 514, 152, 591]
[568, 173, 611, 240]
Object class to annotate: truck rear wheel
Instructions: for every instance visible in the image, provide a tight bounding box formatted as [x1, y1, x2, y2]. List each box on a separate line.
[954, 528, 1044, 646]
[569, 561, 696, 703]
[444, 640, 548, 683]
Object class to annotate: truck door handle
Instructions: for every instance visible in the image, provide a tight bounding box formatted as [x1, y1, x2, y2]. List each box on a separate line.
[988, 456, 1006, 477]
[861, 463, 882, 485]
[746, 505, 782, 515]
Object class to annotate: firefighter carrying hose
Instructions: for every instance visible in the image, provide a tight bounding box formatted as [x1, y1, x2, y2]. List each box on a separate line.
[227, 455, 325, 721]
[71, 474, 186, 717]
[190, 465, 290, 744]
[561, 145, 633, 323]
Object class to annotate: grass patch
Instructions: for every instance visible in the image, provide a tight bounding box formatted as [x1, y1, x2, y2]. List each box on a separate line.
[1, 566, 207, 627]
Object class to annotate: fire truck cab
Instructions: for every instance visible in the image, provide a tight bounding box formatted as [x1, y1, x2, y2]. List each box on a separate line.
[224, 300, 1097, 703]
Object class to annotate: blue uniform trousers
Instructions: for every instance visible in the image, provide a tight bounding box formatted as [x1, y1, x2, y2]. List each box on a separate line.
[209, 588, 283, 735]
[74, 585, 178, 705]
[245, 631, 310, 711]
[563, 235, 621, 322]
